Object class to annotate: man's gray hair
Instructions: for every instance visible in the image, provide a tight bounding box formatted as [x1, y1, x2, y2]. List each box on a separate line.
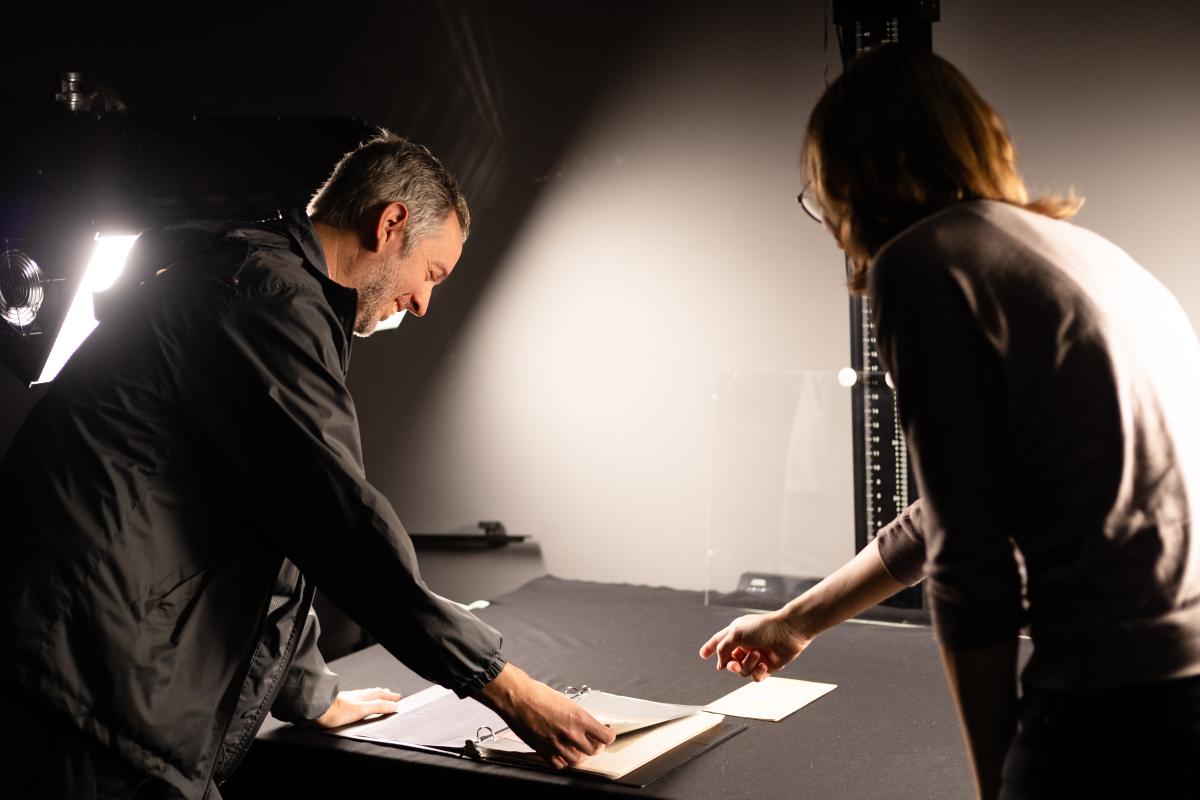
[307, 129, 470, 255]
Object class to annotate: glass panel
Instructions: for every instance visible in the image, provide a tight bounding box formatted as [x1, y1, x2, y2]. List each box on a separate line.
[705, 370, 854, 607]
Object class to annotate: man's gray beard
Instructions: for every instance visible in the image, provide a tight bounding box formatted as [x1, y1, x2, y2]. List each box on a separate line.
[353, 267, 392, 337]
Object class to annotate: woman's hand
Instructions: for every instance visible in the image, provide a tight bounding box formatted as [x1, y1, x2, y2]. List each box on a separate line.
[700, 539, 909, 681]
[699, 610, 813, 681]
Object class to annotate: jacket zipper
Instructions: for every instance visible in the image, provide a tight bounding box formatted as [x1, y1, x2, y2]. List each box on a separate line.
[212, 583, 315, 786]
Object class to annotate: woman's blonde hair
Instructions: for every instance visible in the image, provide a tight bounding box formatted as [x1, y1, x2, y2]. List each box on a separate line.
[802, 44, 1082, 292]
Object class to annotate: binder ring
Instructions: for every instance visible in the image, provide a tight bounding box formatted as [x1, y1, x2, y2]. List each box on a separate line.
[476, 726, 496, 744]
[565, 685, 591, 698]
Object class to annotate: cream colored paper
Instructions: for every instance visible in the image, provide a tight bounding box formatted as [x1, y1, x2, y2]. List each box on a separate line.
[482, 710, 725, 780]
[703, 676, 836, 721]
[574, 690, 704, 735]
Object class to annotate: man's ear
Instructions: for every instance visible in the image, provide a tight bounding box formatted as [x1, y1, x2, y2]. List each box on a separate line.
[369, 202, 410, 253]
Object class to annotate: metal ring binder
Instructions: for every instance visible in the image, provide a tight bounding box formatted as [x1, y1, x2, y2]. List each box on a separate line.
[475, 726, 496, 744]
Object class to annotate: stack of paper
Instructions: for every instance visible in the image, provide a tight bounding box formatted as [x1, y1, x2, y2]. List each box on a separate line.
[478, 691, 725, 780]
[325, 677, 836, 783]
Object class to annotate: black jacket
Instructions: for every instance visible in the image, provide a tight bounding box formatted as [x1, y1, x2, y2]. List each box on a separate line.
[0, 210, 505, 798]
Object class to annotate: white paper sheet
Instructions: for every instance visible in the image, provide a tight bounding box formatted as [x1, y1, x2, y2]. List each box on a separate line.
[703, 676, 836, 721]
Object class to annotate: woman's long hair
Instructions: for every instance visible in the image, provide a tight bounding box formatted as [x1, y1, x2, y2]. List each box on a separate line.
[802, 44, 1083, 292]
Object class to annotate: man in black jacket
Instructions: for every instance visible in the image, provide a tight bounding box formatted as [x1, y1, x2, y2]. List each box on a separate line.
[0, 131, 613, 799]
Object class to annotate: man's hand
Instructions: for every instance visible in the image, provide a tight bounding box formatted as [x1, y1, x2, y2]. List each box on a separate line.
[699, 610, 812, 681]
[312, 687, 403, 728]
[476, 664, 615, 769]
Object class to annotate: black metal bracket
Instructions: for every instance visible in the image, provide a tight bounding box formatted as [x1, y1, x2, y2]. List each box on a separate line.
[409, 520, 529, 550]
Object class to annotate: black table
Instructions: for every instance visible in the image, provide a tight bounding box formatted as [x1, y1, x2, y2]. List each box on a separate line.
[225, 577, 985, 799]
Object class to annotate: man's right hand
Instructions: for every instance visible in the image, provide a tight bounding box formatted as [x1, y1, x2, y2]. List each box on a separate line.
[476, 663, 615, 769]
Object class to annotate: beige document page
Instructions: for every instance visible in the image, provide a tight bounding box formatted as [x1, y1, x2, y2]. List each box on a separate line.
[481, 710, 725, 780]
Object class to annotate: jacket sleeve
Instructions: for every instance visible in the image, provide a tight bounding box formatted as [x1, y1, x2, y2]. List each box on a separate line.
[271, 605, 341, 723]
[170, 277, 505, 697]
[870, 245, 1024, 649]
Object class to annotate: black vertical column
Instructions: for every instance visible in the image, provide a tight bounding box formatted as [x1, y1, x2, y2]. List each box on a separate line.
[832, 0, 939, 609]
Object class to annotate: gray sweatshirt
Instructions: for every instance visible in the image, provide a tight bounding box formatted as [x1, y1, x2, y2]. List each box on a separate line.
[871, 200, 1200, 690]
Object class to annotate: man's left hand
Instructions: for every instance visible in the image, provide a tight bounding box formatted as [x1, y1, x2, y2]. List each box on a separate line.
[313, 687, 403, 728]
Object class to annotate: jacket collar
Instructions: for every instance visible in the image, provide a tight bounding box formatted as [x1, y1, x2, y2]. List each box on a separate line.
[281, 209, 359, 339]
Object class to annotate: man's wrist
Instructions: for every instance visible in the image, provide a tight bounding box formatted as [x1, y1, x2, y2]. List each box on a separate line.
[475, 662, 521, 716]
[311, 695, 341, 727]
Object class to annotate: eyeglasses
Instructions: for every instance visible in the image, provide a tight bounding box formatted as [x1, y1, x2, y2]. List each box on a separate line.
[797, 183, 825, 225]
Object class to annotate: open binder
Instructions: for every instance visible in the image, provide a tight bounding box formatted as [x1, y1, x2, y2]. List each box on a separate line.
[326, 684, 746, 787]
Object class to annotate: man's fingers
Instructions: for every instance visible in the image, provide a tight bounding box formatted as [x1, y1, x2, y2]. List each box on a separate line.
[587, 730, 614, 751]
[560, 725, 598, 758]
[557, 741, 589, 765]
[365, 699, 400, 715]
[564, 714, 613, 757]
[359, 688, 402, 702]
[752, 662, 770, 682]
[581, 717, 615, 749]
[593, 724, 616, 746]
[742, 650, 761, 673]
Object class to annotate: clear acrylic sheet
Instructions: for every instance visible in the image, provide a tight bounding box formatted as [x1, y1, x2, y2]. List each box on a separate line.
[706, 371, 854, 604]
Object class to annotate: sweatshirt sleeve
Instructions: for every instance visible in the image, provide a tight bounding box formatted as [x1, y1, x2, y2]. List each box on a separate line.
[870, 243, 1024, 649]
[875, 499, 928, 586]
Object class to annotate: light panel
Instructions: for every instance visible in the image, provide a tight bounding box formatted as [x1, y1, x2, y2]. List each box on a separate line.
[35, 233, 140, 384]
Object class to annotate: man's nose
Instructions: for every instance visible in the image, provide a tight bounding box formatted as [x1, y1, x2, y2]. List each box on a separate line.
[409, 287, 432, 317]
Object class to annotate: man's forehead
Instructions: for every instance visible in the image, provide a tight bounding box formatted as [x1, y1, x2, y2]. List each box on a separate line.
[444, 212, 464, 241]
[438, 213, 465, 263]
